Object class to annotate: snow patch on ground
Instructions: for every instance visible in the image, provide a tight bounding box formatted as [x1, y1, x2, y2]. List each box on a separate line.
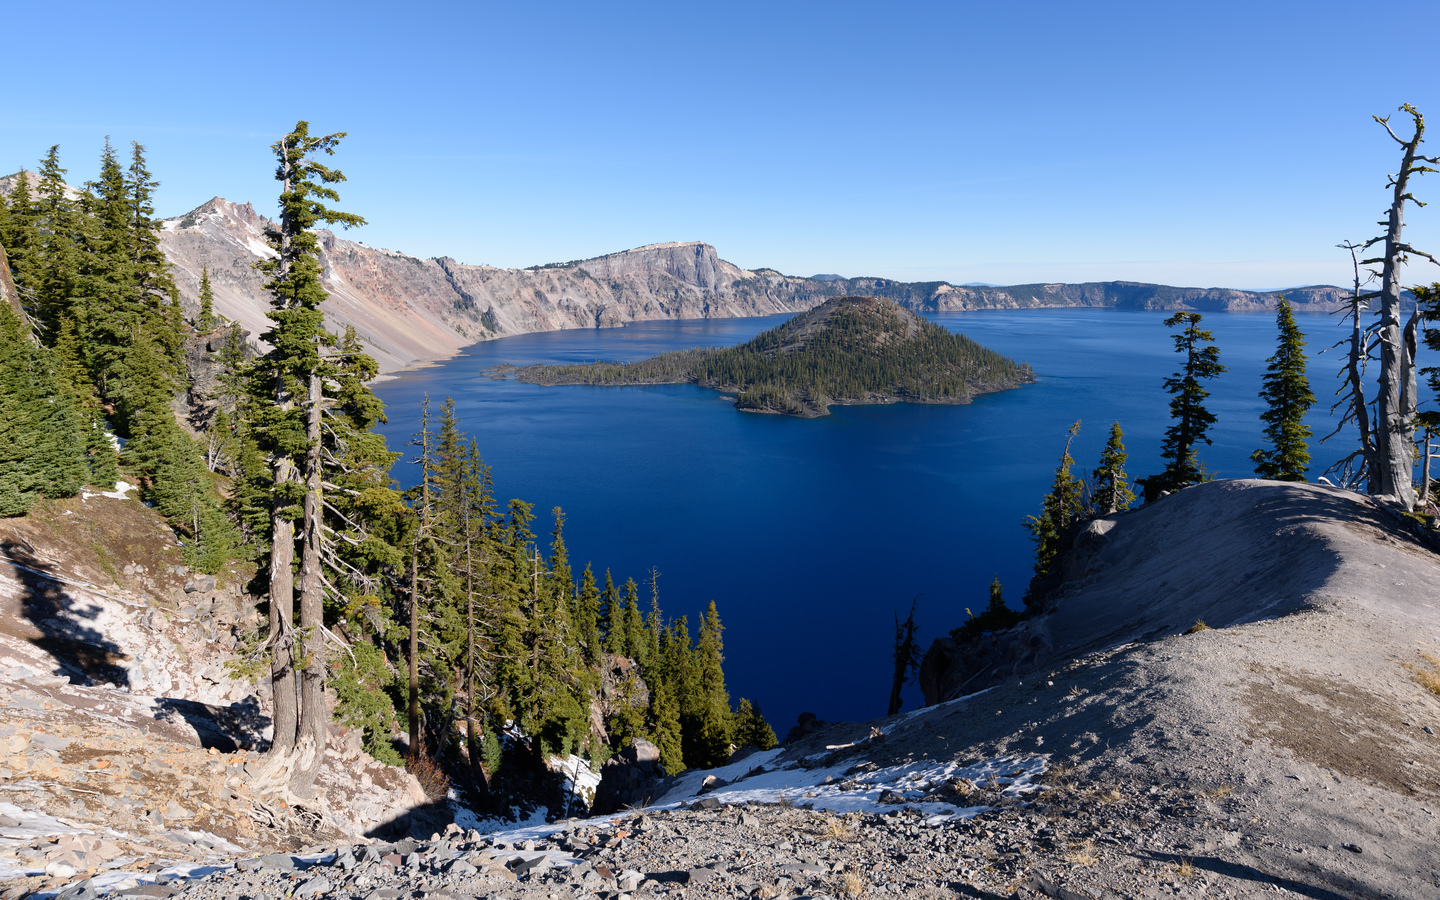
[80, 480, 136, 501]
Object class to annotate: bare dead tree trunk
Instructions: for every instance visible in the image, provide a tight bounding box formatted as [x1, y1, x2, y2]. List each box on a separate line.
[1367, 106, 1439, 509]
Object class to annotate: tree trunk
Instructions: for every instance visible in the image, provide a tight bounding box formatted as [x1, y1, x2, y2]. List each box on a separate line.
[291, 369, 327, 797]
[409, 541, 421, 757]
[1373, 115, 1427, 509]
[1346, 293, 1376, 492]
[267, 459, 298, 756]
[464, 527, 489, 804]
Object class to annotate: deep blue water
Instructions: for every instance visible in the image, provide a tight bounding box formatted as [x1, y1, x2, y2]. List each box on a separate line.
[372, 308, 1395, 732]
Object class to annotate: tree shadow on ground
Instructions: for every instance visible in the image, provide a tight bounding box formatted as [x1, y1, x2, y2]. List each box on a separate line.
[1140, 850, 1369, 900]
[364, 798, 455, 841]
[3, 539, 129, 687]
[153, 695, 270, 752]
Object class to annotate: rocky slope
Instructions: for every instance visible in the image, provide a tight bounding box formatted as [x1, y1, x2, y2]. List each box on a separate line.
[151, 194, 1353, 376]
[0, 490, 434, 900]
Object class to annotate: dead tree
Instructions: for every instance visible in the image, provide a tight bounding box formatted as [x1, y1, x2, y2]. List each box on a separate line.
[1321, 241, 1379, 490]
[1361, 105, 1439, 509]
[888, 598, 921, 716]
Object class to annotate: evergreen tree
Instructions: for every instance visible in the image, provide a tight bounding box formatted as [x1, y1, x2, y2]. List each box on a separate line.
[1023, 420, 1085, 609]
[0, 303, 87, 515]
[33, 147, 83, 341]
[125, 143, 184, 369]
[647, 675, 685, 776]
[689, 601, 734, 767]
[1148, 313, 1225, 495]
[1418, 283, 1440, 494]
[620, 578, 646, 664]
[1251, 297, 1315, 481]
[197, 265, 216, 332]
[1091, 422, 1134, 515]
[250, 121, 367, 795]
[51, 317, 118, 485]
[575, 563, 602, 667]
[733, 698, 778, 751]
[3, 173, 41, 296]
[601, 569, 626, 656]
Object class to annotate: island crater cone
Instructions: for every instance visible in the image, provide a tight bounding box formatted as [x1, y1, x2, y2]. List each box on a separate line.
[510, 294, 1036, 417]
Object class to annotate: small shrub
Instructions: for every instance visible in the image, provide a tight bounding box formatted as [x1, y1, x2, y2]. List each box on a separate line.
[1403, 653, 1440, 697]
[1174, 858, 1196, 878]
[1065, 841, 1099, 866]
[405, 752, 451, 801]
[832, 869, 867, 898]
[1184, 620, 1212, 635]
[815, 815, 856, 841]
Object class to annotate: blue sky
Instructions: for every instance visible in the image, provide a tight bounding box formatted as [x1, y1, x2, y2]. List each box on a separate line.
[6, 1, 1440, 290]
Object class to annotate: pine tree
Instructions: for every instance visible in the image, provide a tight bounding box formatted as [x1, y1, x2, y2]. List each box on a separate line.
[126, 143, 184, 369]
[1251, 296, 1315, 481]
[1091, 422, 1134, 515]
[733, 698, 778, 751]
[1023, 420, 1085, 609]
[33, 147, 84, 342]
[601, 569, 626, 656]
[3, 172, 41, 300]
[575, 563, 602, 668]
[51, 317, 118, 485]
[648, 675, 685, 776]
[1149, 313, 1225, 495]
[251, 121, 367, 795]
[0, 303, 87, 515]
[690, 601, 734, 768]
[197, 265, 216, 332]
[620, 578, 646, 664]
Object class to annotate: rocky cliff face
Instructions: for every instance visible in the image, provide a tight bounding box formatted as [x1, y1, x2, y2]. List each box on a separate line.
[155, 197, 1353, 376]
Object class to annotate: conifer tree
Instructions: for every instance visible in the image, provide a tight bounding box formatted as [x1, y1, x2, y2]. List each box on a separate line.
[620, 578, 646, 664]
[1091, 422, 1134, 515]
[3, 173, 41, 300]
[1418, 283, 1440, 495]
[1251, 297, 1315, 481]
[648, 675, 685, 776]
[198, 265, 216, 332]
[1023, 420, 1085, 609]
[251, 121, 367, 795]
[51, 317, 118, 485]
[0, 303, 87, 515]
[688, 602, 734, 767]
[33, 147, 83, 341]
[1149, 313, 1225, 495]
[733, 698, 778, 751]
[601, 569, 626, 656]
[575, 564, 602, 667]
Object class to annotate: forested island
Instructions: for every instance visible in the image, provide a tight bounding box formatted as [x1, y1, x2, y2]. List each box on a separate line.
[509, 295, 1036, 417]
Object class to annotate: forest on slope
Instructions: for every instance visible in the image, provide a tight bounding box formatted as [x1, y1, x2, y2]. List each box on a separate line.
[0, 130, 775, 816]
[512, 295, 1036, 417]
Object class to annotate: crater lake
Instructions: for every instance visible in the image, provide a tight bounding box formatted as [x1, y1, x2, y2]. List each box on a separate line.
[372, 307, 1394, 731]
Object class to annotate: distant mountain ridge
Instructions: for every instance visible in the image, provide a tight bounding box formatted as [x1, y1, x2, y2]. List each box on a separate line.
[144, 192, 1359, 374]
